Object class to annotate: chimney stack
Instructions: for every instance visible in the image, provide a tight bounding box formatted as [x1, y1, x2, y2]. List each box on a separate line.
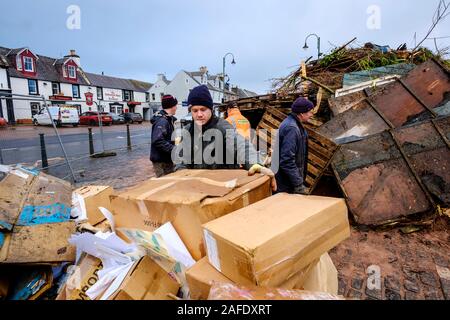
[65, 49, 81, 67]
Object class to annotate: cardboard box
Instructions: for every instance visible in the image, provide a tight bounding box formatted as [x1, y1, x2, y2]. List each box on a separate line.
[56, 253, 103, 300]
[73, 186, 114, 226]
[296, 252, 338, 295]
[111, 170, 271, 260]
[186, 257, 233, 300]
[108, 256, 181, 300]
[202, 193, 350, 287]
[208, 282, 344, 300]
[186, 257, 317, 300]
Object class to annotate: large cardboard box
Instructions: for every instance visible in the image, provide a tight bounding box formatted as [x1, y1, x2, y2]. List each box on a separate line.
[186, 257, 317, 300]
[73, 186, 114, 226]
[108, 256, 181, 300]
[202, 193, 350, 287]
[111, 170, 271, 260]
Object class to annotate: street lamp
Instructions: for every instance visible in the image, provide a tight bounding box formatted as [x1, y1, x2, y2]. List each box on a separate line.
[222, 52, 236, 104]
[303, 33, 322, 60]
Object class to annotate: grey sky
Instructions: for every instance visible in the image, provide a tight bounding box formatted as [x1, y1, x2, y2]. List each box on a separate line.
[1, 0, 449, 93]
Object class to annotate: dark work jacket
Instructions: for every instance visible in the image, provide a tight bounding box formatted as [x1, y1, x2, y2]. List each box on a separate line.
[273, 113, 309, 193]
[150, 110, 176, 163]
[174, 116, 259, 170]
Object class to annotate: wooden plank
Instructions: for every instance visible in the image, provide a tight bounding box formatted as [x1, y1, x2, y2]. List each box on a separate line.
[305, 175, 315, 187]
[308, 152, 328, 169]
[309, 140, 334, 159]
[259, 119, 278, 131]
[267, 107, 289, 121]
[307, 164, 321, 177]
[262, 113, 281, 128]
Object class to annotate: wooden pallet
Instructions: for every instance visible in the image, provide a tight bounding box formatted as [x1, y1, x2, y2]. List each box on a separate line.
[255, 107, 339, 194]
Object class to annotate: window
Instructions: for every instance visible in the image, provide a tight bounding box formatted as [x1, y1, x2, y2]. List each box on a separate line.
[24, 57, 34, 72]
[52, 82, 60, 95]
[152, 93, 156, 101]
[122, 90, 133, 101]
[146, 93, 150, 102]
[30, 103, 40, 116]
[160, 93, 164, 100]
[28, 79, 38, 95]
[185, 79, 189, 84]
[16, 56, 23, 71]
[68, 65, 77, 78]
[72, 84, 80, 98]
[97, 87, 103, 100]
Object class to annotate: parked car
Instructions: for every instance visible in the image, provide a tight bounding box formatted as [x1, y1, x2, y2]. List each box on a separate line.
[79, 111, 113, 126]
[122, 112, 143, 124]
[179, 112, 193, 129]
[0, 117, 7, 128]
[33, 105, 79, 127]
[108, 113, 125, 124]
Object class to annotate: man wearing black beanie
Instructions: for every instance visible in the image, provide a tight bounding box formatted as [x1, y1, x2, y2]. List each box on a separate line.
[150, 94, 178, 177]
[272, 96, 314, 194]
[173, 85, 277, 191]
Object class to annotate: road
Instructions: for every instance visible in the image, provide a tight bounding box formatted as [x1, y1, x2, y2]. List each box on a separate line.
[0, 123, 152, 165]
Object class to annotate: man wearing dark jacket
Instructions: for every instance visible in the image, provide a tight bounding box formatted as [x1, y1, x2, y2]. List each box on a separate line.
[174, 85, 277, 191]
[150, 94, 178, 177]
[273, 97, 314, 194]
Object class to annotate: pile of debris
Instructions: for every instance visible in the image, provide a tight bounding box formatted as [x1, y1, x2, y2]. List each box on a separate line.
[228, 40, 450, 229]
[0, 166, 351, 300]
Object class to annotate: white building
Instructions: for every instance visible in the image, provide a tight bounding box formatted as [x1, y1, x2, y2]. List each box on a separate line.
[155, 67, 239, 119]
[0, 53, 12, 120]
[0, 46, 152, 124]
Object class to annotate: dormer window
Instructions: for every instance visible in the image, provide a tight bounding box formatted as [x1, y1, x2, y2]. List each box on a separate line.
[24, 57, 34, 72]
[16, 56, 23, 71]
[68, 65, 76, 78]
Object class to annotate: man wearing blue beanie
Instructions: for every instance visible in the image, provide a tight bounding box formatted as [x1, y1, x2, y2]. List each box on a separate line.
[272, 96, 314, 194]
[173, 85, 277, 191]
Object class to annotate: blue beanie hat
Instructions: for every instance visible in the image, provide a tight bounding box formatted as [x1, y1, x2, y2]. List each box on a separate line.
[187, 85, 213, 110]
[292, 97, 314, 114]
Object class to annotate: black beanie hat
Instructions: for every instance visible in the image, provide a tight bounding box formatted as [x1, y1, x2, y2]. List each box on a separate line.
[161, 95, 178, 109]
[187, 85, 213, 110]
[292, 97, 314, 114]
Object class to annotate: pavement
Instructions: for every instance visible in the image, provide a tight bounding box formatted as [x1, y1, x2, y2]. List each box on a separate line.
[0, 123, 151, 166]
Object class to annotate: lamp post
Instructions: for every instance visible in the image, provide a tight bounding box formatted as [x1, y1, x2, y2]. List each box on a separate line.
[222, 53, 236, 104]
[303, 34, 322, 60]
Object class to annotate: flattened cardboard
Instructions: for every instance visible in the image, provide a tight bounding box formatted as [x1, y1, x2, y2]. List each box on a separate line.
[56, 253, 103, 300]
[109, 256, 181, 300]
[1, 222, 76, 264]
[111, 170, 271, 260]
[203, 193, 350, 287]
[73, 186, 114, 226]
[0, 170, 34, 230]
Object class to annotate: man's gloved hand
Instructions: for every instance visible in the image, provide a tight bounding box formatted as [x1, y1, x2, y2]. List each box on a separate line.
[248, 164, 277, 192]
[293, 184, 309, 195]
